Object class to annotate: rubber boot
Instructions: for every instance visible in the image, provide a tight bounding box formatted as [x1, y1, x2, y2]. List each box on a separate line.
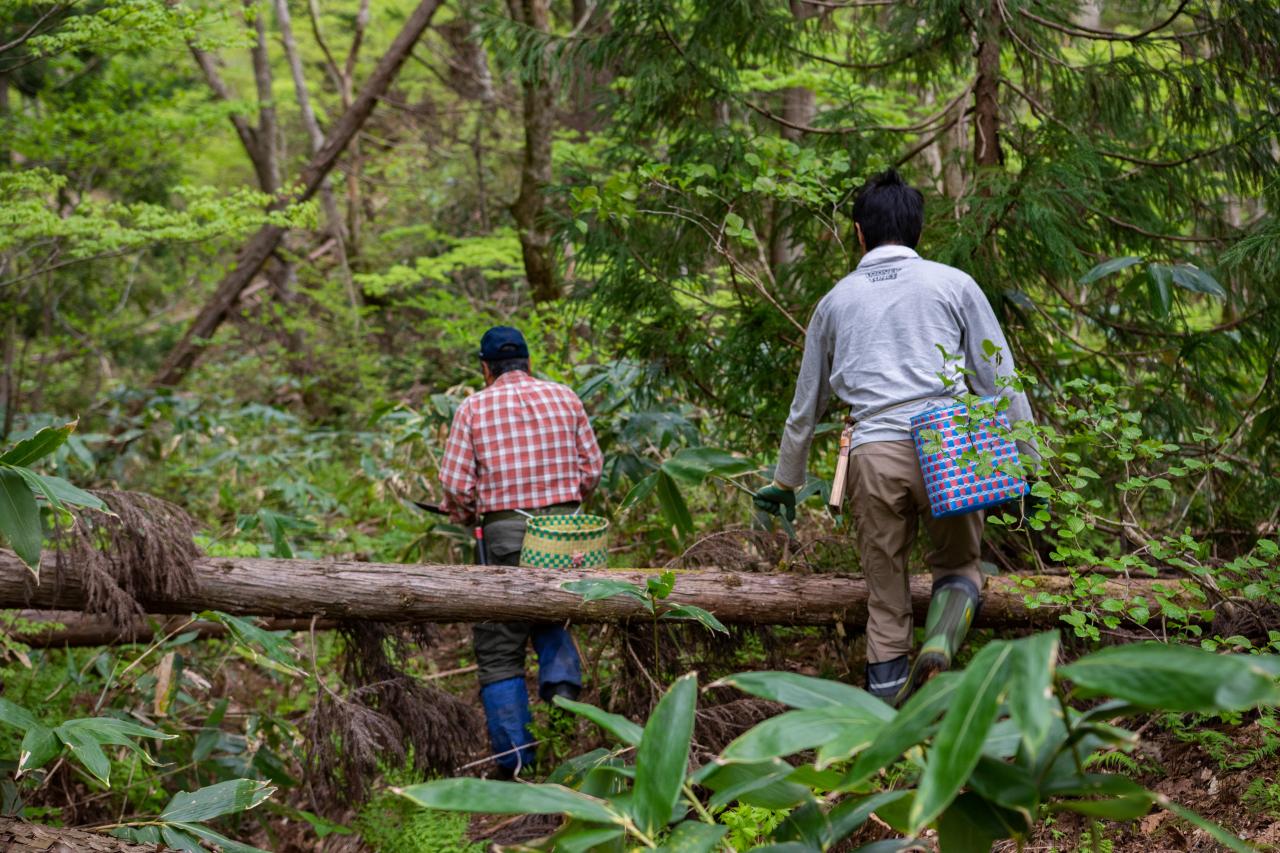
[894, 575, 981, 706]
[865, 655, 909, 703]
[479, 676, 535, 777]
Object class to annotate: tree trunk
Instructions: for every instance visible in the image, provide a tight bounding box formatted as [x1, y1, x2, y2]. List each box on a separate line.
[3, 551, 1176, 629]
[770, 0, 815, 274]
[150, 0, 444, 389]
[507, 0, 559, 303]
[11, 610, 335, 648]
[973, 0, 1003, 169]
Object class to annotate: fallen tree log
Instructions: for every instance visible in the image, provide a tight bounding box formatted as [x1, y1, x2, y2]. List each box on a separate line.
[0, 551, 1181, 628]
[5, 610, 337, 648]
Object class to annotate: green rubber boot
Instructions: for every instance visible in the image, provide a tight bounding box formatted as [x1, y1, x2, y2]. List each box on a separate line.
[894, 575, 981, 706]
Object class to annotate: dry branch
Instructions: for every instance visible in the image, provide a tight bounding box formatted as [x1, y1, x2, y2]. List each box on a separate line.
[1, 551, 1179, 628]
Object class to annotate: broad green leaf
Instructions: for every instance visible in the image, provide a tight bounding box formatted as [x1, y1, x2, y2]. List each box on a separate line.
[656, 821, 728, 852]
[910, 640, 1014, 833]
[1051, 794, 1152, 820]
[11, 469, 108, 512]
[1169, 264, 1226, 298]
[661, 447, 754, 486]
[1006, 632, 1059, 758]
[632, 672, 697, 834]
[0, 467, 42, 575]
[620, 472, 659, 512]
[174, 821, 274, 853]
[839, 672, 959, 790]
[722, 708, 883, 763]
[541, 824, 625, 853]
[816, 719, 881, 768]
[1146, 267, 1172, 317]
[396, 779, 622, 824]
[0, 422, 75, 467]
[849, 842, 925, 852]
[661, 604, 727, 635]
[560, 579, 651, 610]
[654, 470, 694, 537]
[55, 725, 111, 785]
[546, 748, 617, 786]
[1061, 643, 1280, 712]
[966, 757, 1038, 824]
[750, 844, 818, 853]
[823, 791, 913, 847]
[696, 759, 812, 810]
[1078, 256, 1142, 284]
[0, 698, 41, 730]
[553, 697, 643, 746]
[112, 826, 162, 845]
[159, 825, 205, 853]
[713, 671, 894, 720]
[198, 611, 306, 676]
[161, 779, 276, 822]
[646, 571, 676, 600]
[18, 726, 61, 774]
[937, 792, 1023, 853]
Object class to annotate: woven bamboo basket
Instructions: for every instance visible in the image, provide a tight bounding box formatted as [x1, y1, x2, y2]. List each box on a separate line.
[519, 514, 610, 569]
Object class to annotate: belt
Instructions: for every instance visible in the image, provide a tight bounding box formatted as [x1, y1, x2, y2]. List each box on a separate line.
[482, 501, 580, 525]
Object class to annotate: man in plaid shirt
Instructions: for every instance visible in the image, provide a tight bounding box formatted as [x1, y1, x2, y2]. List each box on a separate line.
[440, 325, 603, 778]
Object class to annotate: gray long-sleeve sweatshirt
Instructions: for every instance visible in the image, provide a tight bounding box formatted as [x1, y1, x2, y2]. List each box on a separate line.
[774, 245, 1037, 489]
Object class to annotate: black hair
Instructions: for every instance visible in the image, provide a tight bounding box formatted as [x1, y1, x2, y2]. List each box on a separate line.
[851, 168, 924, 250]
[483, 357, 530, 377]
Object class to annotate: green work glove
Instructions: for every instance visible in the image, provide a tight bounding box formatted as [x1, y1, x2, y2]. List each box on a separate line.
[753, 484, 796, 522]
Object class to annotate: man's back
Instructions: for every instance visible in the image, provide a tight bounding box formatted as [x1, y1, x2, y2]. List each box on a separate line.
[440, 370, 601, 515]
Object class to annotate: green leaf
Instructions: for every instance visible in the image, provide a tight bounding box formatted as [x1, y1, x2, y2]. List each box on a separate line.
[722, 708, 883, 763]
[174, 821, 273, 853]
[1156, 794, 1252, 852]
[696, 759, 812, 810]
[646, 570, 676, 600]
[161, 779, 276, 822]
[713, 671, 894, 720]
[0, 467, 43, 575]
[656, 821, 728, 852]
[54, 725, 111, 786]
[159, 825, 205, 853]
[937, 792, 1023, 853]
[822, 791, 913, 847]
[18, 726, 61, 774]
[1169, 264, 1226, 298]
[14, 470, 108, 512]
[1079, 256, 1142, 284]
[839, 672, 959, 790]
[553, 697, 643, 746]
[560, 579, 650, 609]
[620, 472, 659, 512]
[396, 779, 622, 824]
[661, 447, 754, 486]
[661, 604, 728, 635]
[1061, 643, 1280, 712]
[0, 698, 41, 730]
[1006, 632, 1059, 759]
[1146, 266, 1172, 317]
[632, 672, 697, 834]
[910, 640, 1014, 833]
[198, 611, 306, 676]
[541, 824, 625, 853]
[0, 421, 75, 467]
[654, 470, 694, 537]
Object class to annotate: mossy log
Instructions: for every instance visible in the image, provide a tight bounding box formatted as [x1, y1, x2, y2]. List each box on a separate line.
[0, 551, 1180, 629]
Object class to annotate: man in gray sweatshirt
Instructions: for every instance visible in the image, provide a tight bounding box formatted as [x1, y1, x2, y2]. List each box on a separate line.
[754, 169, 1036, 704]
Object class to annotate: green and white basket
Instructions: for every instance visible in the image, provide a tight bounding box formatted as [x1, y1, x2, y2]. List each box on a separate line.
[519, 514, 610, 569]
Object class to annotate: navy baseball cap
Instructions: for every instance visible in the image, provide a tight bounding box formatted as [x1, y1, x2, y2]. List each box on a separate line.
[478, 326, 529, 360]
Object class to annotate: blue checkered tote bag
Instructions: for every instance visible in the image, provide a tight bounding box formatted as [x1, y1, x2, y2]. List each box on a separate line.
[910, 399, 1029, 518]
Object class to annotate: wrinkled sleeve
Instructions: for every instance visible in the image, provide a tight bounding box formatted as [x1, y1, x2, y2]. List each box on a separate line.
[775, 304, 833, 489]
[576, 400, 604, 498]
[958, 278, 1040, 463]
[439, 402, 478, 522]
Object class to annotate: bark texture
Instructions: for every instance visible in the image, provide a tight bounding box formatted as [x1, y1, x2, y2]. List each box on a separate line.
[151, 0, 444, 389]
[973, 0, 1003, 168]
[1, 551, 1175, 628]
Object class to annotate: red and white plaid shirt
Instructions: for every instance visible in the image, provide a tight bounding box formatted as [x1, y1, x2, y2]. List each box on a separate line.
[439, 370, 604, 519]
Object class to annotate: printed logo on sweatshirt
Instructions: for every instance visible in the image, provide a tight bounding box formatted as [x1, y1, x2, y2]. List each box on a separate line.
[866, 267, 900, 282]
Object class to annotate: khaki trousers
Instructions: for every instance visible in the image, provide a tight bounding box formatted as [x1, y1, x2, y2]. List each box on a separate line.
[848, 440, 984, 663]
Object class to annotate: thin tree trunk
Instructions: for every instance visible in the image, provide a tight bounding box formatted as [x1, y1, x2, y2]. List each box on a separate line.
[248, 0, 281, 194]
[507, 0, 559, 302]
[273, 0, 359, 319]
[973, 1, 1003, 169]
[5, 550, 1178, 629]
[770, 0, 815, 275]
[151, 0, 445, 389]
